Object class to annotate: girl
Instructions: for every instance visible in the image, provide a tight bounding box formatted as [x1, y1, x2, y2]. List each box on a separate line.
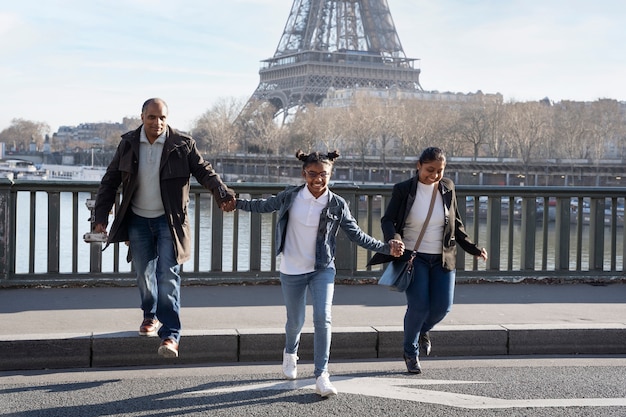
[236, 150, 404, 397]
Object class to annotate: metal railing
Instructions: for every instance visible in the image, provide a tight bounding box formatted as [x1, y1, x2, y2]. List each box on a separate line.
[0, 178, 624, 286]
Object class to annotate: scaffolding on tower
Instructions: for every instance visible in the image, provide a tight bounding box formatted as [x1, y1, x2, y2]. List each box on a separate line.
[239, 0, 422, 123]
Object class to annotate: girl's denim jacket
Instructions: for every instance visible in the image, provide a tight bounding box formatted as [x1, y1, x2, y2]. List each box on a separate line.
[236, 184, 392, 270]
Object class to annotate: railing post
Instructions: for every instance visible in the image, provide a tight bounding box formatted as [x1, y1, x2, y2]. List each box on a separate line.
[623, 209, 626, 275]
[0, 178, 12, 280]
[211, 198, 224, 272]
[192, 193, 201, 272]
[455, 194, 467, 270]
[555, 197, 571, 270]
[249, 192, 263, 272]
[589, 197, 605, 271]
[486, 196, 501, 271]
[88, 192, 103, 273]
[520, 197, 536, 270]
[334, 184, 358, 275]
[47, 191, 61, 273]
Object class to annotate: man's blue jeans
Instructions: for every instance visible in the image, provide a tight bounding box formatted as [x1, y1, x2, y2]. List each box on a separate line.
[280, 268, 335, 377]
[127, 213, 181, 343]
[403, 253, 455, 358]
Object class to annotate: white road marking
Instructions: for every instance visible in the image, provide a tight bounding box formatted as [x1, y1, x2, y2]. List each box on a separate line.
[182, 376, 626, 409]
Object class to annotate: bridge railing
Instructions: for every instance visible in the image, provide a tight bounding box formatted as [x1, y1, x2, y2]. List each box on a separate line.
[0, 179, 623, 286]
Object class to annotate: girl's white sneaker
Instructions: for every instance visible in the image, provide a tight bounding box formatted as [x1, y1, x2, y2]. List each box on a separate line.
[315, 372, 338, 397]
[282, 349, 298, 380]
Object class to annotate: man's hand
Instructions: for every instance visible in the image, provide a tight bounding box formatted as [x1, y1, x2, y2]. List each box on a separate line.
[220, 199, 236, 212]
[84, 223, 108, 243]
[93, 223, 108, 235]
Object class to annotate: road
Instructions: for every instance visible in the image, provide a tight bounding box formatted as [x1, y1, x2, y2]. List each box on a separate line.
[2, 356, 626, 416]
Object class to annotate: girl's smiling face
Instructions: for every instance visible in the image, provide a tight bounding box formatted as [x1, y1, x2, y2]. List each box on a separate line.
[302, 161, 332, 198]
[417, 159, 445, 185]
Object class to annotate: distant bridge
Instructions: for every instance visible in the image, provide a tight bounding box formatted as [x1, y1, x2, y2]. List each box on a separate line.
[214, 154, 626, 187]
[5, 151, 626, 187]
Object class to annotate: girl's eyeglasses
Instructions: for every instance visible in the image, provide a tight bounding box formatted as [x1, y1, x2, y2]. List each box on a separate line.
[304, 170, 329, 179]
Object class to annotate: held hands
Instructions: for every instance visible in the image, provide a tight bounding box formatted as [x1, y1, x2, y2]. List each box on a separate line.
[477, 247, 488, 261]
[388, 239, 405, 257]
[220, 198, 236, 212]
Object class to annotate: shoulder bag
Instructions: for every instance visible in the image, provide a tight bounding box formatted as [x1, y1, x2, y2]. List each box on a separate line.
[378, 184, 438, 292]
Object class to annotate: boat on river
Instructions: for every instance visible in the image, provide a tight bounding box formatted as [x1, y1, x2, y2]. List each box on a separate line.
[42, 164, 107, 182]
[0, 159, 48, 181]
[0, 160, 108, 182]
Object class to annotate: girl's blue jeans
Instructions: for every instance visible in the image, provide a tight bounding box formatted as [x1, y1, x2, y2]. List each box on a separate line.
[280, 268, 335, 377]
[403, 252, 455, 358]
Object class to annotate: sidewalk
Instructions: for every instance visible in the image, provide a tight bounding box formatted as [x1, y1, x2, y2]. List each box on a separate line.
[1, 282, 626, 371]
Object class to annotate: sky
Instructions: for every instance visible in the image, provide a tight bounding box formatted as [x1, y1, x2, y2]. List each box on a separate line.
[1, 0, 625, 134]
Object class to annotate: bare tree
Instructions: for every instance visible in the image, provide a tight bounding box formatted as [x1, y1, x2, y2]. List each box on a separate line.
[313, 107, 345, 152]
[587, 99, 624, 161]
[285, 105, 342, 152]
[455, 104, 491, 159]
[0, 119, 50, 152]
[395, 100, 437, 157]
[342, 96, 378, 182]
[503, 101, 553, 180]
[431, 105, 466, 157]
[192, 97, 244, 155]
[483, 100, 508, 158]
[237, 103, 285, 179]
[284, 106, 315, 152]
[368, 103, 402, 182]
[552, 101, 590, 159]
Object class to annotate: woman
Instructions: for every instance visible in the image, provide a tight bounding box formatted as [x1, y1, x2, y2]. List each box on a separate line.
[236, 150, 404, 397]
[370, 147, 487, 374]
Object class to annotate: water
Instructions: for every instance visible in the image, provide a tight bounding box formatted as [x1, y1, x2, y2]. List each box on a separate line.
[462, 217, 623, 271]
[15, 191, 129, 273]
[14, 192, 269, 274]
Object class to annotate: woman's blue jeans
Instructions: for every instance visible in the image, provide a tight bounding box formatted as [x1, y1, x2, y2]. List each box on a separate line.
[403, 253, 455, 358]
[280, 268, 335, 378]
[127, 213, 181, 343]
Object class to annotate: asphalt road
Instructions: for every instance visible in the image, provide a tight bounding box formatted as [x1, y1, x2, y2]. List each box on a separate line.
[2, 356, 626, 416]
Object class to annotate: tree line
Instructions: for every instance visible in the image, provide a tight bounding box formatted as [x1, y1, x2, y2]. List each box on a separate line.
[2, 96, 624, 174]
[192, 96, 625, 164]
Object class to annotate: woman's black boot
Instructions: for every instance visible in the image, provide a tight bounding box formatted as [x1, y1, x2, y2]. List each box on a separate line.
[403, 354, 422, 374]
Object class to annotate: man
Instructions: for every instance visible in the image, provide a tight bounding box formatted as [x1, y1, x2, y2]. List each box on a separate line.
[93, 98, 236, 358]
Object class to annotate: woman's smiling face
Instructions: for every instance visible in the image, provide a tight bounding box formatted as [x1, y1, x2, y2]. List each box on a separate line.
[417, 159, 445, 185]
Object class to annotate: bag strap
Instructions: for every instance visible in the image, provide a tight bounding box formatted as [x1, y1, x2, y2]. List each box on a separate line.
[407, 184, 438, 270]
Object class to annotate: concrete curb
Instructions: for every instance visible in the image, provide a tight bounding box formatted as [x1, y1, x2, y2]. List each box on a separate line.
[2, 324, 626, 371]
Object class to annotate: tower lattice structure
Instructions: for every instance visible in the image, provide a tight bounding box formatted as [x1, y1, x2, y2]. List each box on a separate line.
[241, 0, 422, 120]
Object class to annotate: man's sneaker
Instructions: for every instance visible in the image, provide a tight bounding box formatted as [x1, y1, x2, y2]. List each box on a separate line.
[419, 332, 431, 356]
[158, 338, 179, 358]
[315, 372, 338, 397]
[139, 318, 159, 336]
[282, 349, 298, 380]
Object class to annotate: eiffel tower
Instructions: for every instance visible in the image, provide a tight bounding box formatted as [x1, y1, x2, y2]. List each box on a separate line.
[241, 0, 422, 120]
